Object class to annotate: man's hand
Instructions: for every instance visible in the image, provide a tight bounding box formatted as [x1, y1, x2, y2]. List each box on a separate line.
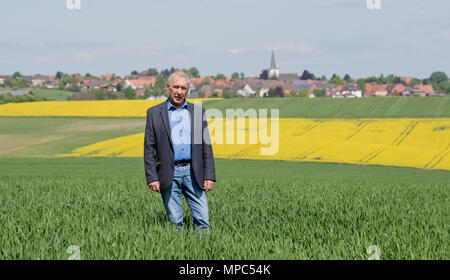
[203, 180, 214, 192]
[148, 180, 160, 192]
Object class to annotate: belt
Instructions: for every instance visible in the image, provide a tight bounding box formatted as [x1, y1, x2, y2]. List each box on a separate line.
[174, 160, 191, 166]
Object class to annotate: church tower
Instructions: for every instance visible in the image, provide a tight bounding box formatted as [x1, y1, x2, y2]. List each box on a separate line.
[268, 50, 280, 80]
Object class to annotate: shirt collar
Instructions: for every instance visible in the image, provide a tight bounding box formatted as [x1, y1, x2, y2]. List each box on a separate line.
[167, 98, 188, 111]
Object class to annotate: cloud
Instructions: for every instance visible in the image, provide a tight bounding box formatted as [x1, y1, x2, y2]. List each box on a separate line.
[262, 43, 316, 53]
[226, 48, 245, 55]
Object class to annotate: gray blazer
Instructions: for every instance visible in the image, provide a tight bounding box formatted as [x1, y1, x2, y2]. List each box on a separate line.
[144, 100, 216, 190]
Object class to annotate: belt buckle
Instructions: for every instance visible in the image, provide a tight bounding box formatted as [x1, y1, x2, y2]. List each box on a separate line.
[175, 160, 189, 166]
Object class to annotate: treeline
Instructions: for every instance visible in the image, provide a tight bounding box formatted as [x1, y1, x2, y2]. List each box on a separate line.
[0, 93, 48, 105]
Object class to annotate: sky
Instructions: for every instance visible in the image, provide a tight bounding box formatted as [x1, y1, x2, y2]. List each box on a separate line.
[1, 0, 449, 79]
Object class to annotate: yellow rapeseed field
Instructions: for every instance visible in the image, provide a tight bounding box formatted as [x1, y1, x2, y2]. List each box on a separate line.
[0, 99, 219, 117]
[58, 118, 450, 171]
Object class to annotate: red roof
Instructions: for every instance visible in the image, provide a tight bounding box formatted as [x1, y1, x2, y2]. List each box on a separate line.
[214, 79, 227, 86]
[136, 89, 145, 96]
[365, 83, 388, 95]
[127, 78, 156, 85]
[414, 85, 434, 94]
[191, 76, 214, 85]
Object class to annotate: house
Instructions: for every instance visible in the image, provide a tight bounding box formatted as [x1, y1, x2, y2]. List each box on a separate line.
[124, 78, 155, 89]
[83, 80, 109, 90]
[146, 95, 166, 100]
[0, 75, 10, 85]
[333, 84, 362, 98]
[0, 89, 33, 96]
[365, 83, 388, 96]
[386, 83, 407, 95]
[190, 76, 215, 87]
[414, 85, 434, 94]
[214, 79, 227, 87]
[30, 75, 52, 87]
[401, 88, 427, 96]
[136, 89, 145, 96]
[237, 84, 256, 97]
[42, 80, 58, 89]
[279, 73, 299, 80]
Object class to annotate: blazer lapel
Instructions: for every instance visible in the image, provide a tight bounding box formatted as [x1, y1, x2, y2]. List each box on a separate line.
[160, 103, 173, 148]
[188, 102, 195, 145]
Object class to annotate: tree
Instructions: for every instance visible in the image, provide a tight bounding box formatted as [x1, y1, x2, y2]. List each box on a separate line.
[357, 79, 366, 94]
[343, 74, 352, 83]
[155, 74, 167, 89]
[430, 71, 448, 84]
[214, 73, 226, 80]
[268, 86, 284, 97]
[298, 88, 309, 98]
[313, 88, 326, 97]
[116, 82, 123, 92]
[122, 86, 137, 99]
[408, 78, 421, 87]
[58, 75, 70, 90]
[154, 74, 167, 96]
[240, 72, 245, 79]
[131, 70, 139, 76]
[365, 76, 377, 83]
[222, 89, 236, 99]
[231, 72, 240, 80]
[15, 77, 30, 88]
[300, 70, 315, 80]
[56, 71, 64, 79]
[199, 78, 211, 87]
[145, 68, 158, 76]
[188, 67, 200, 78]
[330, 75, 345, 86]
[259, 69, 268, 80]
[377, 74, 386, 84]
[392, 76, 402, 84]
[3, 78, 13, 88]
[11, 71, 22, 80]
[161, 67, 176, 79]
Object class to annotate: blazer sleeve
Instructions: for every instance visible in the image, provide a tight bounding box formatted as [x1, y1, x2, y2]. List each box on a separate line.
[201, 107, 216, 182]
[144, 108, 159, 184]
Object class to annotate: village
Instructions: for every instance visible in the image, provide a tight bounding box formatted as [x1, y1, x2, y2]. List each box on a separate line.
[0, 52, 448, 102]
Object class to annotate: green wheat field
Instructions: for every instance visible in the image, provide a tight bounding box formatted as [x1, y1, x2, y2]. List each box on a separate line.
[0, 98, 449, 259]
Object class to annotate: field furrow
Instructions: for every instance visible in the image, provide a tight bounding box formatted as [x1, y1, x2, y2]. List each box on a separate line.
[57, 118, 450, 171]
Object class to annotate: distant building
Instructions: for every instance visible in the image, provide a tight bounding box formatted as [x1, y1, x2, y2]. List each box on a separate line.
[268, 51, 280, 80]
[0, 75, 10, 85]
[237, 84, 256, 97]
[333, 84, 362, 98]
[124, 78, 155, 89]
[0, 89, 34, 96]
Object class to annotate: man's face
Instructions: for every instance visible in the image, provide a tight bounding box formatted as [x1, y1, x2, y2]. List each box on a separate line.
[167, 76, 189, 108]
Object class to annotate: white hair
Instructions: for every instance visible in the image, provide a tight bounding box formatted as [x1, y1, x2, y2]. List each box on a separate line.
[167, 71, 191, 89]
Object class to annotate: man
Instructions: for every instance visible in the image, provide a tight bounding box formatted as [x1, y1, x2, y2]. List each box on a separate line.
[144, 71, 215, 231]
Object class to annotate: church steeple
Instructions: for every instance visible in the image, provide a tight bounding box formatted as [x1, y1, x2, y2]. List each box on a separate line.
[268, 50, 280, 80]
[270, 50, 277, 69]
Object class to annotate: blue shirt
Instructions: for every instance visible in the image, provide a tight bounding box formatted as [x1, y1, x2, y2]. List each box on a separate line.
[167, 98, 191, 162]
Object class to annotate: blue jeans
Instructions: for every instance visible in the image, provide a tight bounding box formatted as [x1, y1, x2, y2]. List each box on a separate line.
[160, 164, 210, 231]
